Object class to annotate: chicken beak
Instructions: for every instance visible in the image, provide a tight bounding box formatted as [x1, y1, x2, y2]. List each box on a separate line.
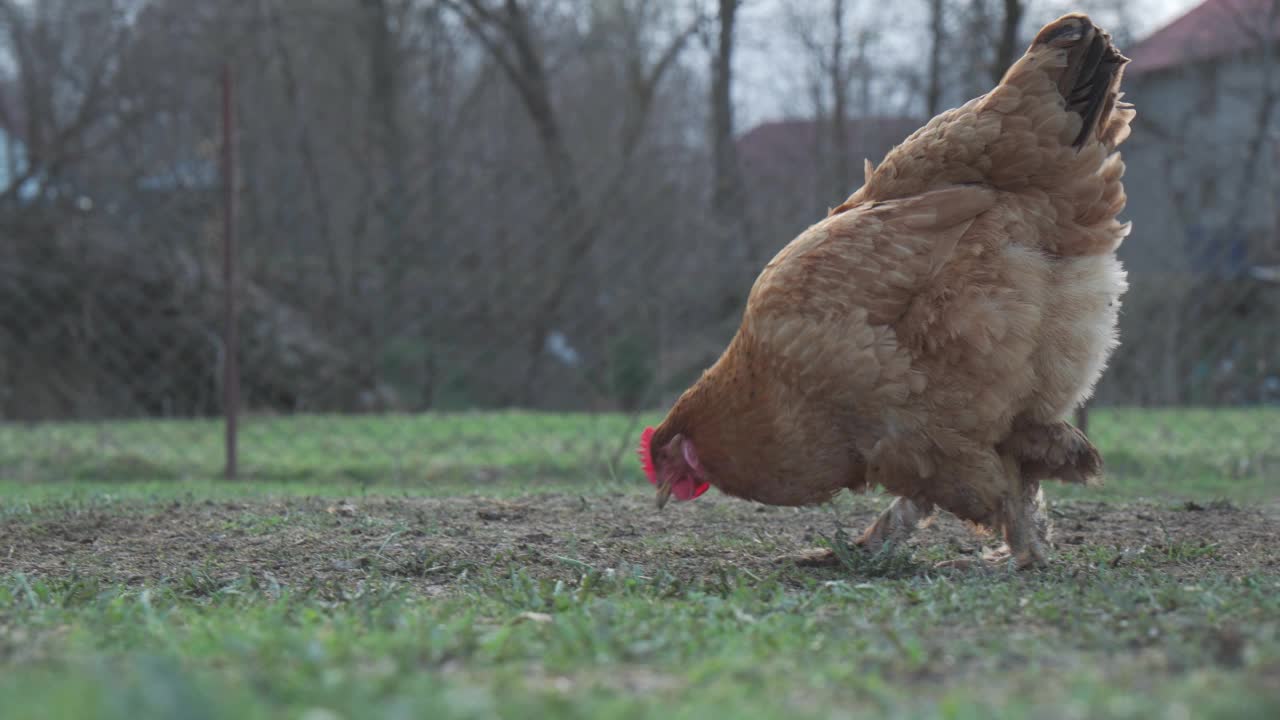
[655, 478, 674, 511]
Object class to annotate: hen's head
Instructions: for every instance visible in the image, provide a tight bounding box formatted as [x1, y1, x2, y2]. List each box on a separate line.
[638, 426, 710, 509]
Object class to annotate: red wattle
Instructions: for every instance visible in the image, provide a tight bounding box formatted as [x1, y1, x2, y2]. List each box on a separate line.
[638, 426, 709, 501]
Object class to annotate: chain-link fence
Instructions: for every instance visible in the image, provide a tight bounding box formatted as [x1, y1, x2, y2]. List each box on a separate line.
[1, 0, 1277, 488]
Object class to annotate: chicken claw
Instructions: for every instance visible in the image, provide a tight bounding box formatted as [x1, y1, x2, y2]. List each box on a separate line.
[778, 548, 842, 567]
[934, 543, 1045, 571]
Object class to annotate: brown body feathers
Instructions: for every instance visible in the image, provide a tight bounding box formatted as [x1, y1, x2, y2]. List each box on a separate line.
[650, 15, 1134, 565]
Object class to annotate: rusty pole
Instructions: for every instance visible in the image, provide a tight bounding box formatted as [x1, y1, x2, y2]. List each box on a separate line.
[222, 63, 240, 480]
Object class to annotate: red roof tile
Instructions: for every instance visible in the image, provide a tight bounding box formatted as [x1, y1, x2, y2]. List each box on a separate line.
[736, 117, 920, 180]
[1128, 0, 1280, 75]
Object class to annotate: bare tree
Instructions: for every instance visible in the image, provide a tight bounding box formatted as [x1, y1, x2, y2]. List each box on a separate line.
[829, 0, 852, 195]
[0, 0, 139, 203]
[710, 0, 746, 220]
[1225, 0, 1280, 221]
[992, 0, 1024, 84]
[442, 0, 701, 404]
[925, 0, 946, 116]
[786, 0, 876, 200]
[259, 0, 339, 289]
[358, 0, 413, 398]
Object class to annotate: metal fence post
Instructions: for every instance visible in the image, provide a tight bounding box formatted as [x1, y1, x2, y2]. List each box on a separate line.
[222, 63, 240, 480]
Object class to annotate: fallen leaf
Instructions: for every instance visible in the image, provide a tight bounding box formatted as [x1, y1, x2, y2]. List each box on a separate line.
[327, 502, 357, 517]
[514, 611, 553, 624]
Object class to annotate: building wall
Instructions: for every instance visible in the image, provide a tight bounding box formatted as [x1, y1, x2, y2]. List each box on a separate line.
[1121, 55, 1279, 275]
[1, 128, 24, 191]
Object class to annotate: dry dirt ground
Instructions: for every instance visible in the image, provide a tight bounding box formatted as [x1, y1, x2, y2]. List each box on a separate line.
[3, 493, 1276, 592]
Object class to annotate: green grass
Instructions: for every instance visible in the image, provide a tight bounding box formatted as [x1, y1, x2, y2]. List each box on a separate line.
[1075, 407, 1279, 500]
[2, 407, 1277, 500]
[1, 408, 1278, 719]
[1, 561, 1277, 719]
[0, 411, 648, 486]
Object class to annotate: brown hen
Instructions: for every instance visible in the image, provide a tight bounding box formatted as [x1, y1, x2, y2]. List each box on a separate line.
[643, 14, 1134, 569]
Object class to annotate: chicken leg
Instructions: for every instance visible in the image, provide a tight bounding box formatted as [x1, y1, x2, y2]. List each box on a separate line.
[784, 496, 936, 567]
[795, 419, 1090, 569]
[993, 477, 1052, 568]
[937, 468, 1053, 570]
[857, 496, 937, 552]
[942, 420, 1094, 569]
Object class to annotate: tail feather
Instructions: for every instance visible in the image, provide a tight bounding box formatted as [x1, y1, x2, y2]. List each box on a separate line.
[1000, 420, 1103, 486]
[988, 13, 1136, 257]
[848, 12, 1135, 243]
[1030, 14, 1131, 150]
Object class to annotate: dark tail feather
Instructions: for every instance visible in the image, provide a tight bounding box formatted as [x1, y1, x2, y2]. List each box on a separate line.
[1001, 420, 1104, 486]
[1032, 14, 1130, 149]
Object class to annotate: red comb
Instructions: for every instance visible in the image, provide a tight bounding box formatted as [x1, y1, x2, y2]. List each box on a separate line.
[638, 426, 658, 486]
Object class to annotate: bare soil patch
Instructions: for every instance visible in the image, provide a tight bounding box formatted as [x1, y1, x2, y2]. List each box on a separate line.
[2, 493, 1276, 593]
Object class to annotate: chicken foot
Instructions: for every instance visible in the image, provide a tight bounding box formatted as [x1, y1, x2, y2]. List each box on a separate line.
[783, 496, 936, 567]
[937, 476, 1052, 571]
[857, 496, 937, 552]
[937, 420, 1092, 571]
